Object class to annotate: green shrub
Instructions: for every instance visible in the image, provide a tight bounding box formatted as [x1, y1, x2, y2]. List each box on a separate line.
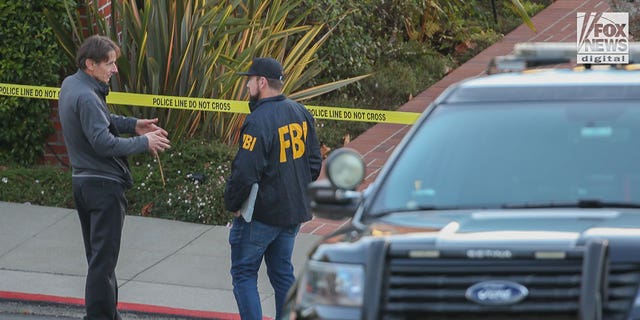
[0, 140, 237, 226]
[302, 0, 550, 150]
[0, 166, 73, 207]
[367, 42, 448, 108]
[298, 0, 397, 82]
[0, 0, 72, 166]
[311, 42, 449, 148]
[128, 140, 236, 225]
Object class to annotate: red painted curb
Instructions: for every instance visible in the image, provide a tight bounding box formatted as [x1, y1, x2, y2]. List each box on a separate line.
[0, 290, 272, 320]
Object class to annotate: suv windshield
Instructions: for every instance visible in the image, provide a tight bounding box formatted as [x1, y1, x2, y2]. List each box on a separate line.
[369, 101, 640, 214]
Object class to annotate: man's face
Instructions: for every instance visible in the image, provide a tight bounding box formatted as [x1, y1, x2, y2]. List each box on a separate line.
[87, 50, 118, 84]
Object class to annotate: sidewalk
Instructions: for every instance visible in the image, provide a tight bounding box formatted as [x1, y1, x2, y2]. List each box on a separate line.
[0, 0, 612, 319]
[0, 201, 321, 319]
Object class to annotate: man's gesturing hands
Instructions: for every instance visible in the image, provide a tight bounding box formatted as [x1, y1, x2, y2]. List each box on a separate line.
[136, 118, 171, 155]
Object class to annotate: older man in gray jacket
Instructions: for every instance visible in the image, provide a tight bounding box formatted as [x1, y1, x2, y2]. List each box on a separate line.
[58, 35, 170, 320]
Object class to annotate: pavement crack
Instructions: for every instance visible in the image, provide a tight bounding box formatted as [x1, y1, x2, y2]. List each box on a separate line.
[119, 226, 214, 288]
[0, 209, 75, 259]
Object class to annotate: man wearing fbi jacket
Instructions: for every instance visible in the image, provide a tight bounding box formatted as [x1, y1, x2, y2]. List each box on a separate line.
[224, 57, 322, 319]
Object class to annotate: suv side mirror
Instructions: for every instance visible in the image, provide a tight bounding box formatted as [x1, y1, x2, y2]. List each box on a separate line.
[308, 148, 365, 220]
[325, 148, 365, 190]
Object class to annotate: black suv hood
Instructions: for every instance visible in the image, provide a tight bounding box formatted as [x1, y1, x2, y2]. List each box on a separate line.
[352, 208, 640, 262]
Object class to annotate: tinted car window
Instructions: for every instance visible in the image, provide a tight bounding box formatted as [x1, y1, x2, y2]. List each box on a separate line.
[369, 101, 640, 214]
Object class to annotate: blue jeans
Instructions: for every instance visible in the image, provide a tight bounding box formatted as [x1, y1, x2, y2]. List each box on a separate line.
[229, 217, 300, 320]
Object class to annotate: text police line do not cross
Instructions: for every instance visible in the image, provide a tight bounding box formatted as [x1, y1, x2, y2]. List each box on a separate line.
[0, 82, 420, 125]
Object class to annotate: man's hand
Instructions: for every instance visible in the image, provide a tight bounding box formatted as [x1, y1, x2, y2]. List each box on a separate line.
[136, 118, 168, 137]
[137, 118, 170, 155]
[145, 130, 171, 155]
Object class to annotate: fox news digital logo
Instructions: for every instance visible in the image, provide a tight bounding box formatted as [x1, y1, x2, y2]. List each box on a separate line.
[577, 12, 629, 64]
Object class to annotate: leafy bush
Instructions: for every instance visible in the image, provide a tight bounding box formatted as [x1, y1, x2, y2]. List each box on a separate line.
[313, 42, 449, 148]
[0, 140, 237, 226]
[300, 0, 547, 84]
[364, 42, 448, 109]
[128, 140, 236, 225]
[302, 0, 550, 149]
[297, 0, 398, 82]
[0, 0, 72, 165]
[0, 166, 74, 207]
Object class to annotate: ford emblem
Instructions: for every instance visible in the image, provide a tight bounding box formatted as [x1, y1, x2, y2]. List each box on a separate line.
[465, 280, 529, 306]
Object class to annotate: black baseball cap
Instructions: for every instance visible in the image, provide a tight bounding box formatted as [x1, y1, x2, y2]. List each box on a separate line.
[237, 57, 285, 81]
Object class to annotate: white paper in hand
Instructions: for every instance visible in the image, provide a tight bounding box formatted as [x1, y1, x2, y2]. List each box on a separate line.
[239, 183, 259, 222]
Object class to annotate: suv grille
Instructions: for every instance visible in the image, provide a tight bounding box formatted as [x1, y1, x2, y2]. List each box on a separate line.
[381, 258, 640, 320]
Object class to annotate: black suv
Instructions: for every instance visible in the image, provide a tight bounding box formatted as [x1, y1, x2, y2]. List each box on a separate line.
[282, 43, 640, 320]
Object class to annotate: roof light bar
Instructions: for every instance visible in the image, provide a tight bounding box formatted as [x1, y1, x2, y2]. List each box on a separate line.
[487, 42, 640, 74]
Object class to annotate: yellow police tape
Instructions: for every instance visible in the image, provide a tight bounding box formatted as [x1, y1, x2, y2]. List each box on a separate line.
[0, 82, 420, 125]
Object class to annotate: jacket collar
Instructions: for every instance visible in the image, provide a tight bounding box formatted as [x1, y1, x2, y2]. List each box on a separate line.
[249, 94, 286, 112]
[77, 69, 110, 98]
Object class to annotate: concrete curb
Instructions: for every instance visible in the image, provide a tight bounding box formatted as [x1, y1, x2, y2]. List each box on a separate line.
[0, 290, 261, 320]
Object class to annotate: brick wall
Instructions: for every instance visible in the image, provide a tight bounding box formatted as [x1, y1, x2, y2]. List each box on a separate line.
[42, 100, 70, 167]
[42, 0, 114, 167]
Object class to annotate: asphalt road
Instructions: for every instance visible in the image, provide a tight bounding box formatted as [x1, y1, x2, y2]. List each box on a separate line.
[0, 301, 200, 320]
[0, 310, 198, 320]
[0, 315, 76, 320]
[0, 315, 196, 320]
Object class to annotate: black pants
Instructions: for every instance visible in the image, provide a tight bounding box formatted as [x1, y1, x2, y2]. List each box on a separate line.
[72, 177, 126, 320]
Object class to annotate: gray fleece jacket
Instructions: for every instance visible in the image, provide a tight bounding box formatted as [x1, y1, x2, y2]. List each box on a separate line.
[58, 69, 148, 188]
